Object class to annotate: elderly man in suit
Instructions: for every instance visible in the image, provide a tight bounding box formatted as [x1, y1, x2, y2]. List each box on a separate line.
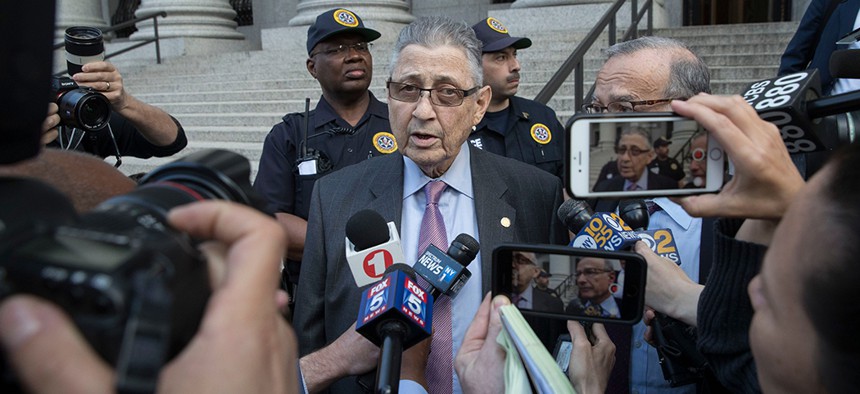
[292, 16, 567, 393]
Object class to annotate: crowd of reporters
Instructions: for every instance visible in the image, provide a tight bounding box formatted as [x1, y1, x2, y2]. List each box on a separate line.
[2, 1, 860, 393]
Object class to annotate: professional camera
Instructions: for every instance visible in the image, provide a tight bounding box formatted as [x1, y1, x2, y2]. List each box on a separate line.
[0, 149, 262, 392]
[51, 76, 111, 132]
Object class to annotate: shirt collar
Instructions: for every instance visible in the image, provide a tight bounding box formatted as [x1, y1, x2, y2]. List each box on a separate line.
[648, 197, 694, 230]
[402, 142, 474, 199]
[312, 91, 388, 129]
[623, 170, 649, 191]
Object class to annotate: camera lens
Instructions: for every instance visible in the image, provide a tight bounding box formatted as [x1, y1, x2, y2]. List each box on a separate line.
[94, 149, 262, 225]
[56, 88, 111, 132]
[65, 26, 104, 76]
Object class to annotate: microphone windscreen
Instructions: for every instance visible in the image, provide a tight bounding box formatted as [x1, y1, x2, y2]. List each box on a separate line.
[448, 233, 479, 266]
[617, 199, 649, 231]
[557, 199, 593, 233]
[384, 262, 416, 279]
[346, 209, 390, 251]
[830, 49, 860, 79]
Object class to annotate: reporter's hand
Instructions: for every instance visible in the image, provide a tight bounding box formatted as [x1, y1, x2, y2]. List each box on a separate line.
[299, 322, 380, 393]
[0, 201, 299, 394]
[643, 308, 657, 347]
[671, 94, 804, 219]
[635, 241, 703, 326]
[72, 61, 127, 110]
[567, 321, 614, 394]
[455, 293, 509, 394]
[41, 102, 59, 144]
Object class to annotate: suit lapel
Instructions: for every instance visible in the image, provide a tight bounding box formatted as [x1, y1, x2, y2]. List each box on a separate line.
[470, 147, 516, 292]
[366, 153, 405, 229]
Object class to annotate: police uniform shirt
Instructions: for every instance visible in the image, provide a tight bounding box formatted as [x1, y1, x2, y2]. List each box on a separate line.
[468, 96, 564, 180]
[648, 157, 685, 182]
[254, 92, 394, 220]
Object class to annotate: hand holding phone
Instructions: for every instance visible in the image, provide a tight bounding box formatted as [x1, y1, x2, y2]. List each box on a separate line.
[567, 113, 725, 199]
[670, 95, 805, 219]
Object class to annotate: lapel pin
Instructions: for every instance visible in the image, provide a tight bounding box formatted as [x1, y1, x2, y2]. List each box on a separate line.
[500, 217, 511, 228]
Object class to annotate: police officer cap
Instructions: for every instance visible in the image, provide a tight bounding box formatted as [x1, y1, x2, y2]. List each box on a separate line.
[538, 270, 552, 278]
[471, 17, 532, 53]
[653, 137, 672, 148]
[307, 8, 381, 55]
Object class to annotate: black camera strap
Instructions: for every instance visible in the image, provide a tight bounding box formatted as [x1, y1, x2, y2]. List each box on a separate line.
[115, 267, 173, 394]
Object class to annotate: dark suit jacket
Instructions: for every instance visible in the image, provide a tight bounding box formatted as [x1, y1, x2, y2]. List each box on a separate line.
[591, 171, 677, 212]
[779, 0, 860, 94]
[293, 146, 568, 392]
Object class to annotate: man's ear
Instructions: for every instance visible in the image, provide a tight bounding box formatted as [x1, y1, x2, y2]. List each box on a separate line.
[471, 85, 492, 125]
[306, 57, 317, 79]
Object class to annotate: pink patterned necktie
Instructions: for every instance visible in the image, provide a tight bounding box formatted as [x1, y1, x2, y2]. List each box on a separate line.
[626, 182, 641, 191]
[417, 180, 452, 394]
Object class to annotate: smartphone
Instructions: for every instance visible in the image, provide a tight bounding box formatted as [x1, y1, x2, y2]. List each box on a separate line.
[567, 112, 725, 199]
[492, 244, 646, 325]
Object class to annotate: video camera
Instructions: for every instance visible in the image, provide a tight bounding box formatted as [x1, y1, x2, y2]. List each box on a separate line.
[0, 149, 263, 392]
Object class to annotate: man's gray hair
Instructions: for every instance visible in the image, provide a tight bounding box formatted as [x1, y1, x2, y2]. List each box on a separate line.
[619, 126, 651, 147]
[389, 16, 484, 87]
[606, 36, 711, 98]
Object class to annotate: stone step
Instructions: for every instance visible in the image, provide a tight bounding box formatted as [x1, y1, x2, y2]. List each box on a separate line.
[172, 112, 284, 127]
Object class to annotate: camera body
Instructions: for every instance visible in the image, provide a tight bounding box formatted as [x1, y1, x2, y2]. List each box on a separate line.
[0, 213, 209, 368]
[51, 76, 111, 132]
[0, 149, 261, 391]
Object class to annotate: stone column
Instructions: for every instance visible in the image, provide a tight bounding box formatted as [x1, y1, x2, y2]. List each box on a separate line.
[131, 0, 243, 40]
[287, 0, 414, 26]
[55, 0, 109, 38]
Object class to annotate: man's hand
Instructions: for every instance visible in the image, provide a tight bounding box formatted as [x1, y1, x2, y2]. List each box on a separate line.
[299, 322, 380, 393]
[671, 94, 805, 220]
[72, 61, 127, 109]
[454, 293, 509, 394]
[72, 61, 182, 147]
[41, 103, 60, 145]
[567, 321, 615, 394]
[0, 201, 300, 393]
[635, 241, 703, 326]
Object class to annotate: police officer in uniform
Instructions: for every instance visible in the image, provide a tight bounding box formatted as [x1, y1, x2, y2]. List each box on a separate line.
[469, 17, 565, 180]
[254, 8, 394, 298]
[647, 136, 685, 185]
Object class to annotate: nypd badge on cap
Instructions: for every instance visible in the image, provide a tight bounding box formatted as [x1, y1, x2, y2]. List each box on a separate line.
[307, 8, 381, 55]
[471, 17, 532, 53]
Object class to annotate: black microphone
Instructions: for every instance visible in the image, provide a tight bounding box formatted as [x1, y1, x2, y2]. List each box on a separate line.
[617, 200, 649, 231]
[829, 49, 860, 79]
[355, 263, 433, 394]
[556, 198, 594, 234]
[345, 210, 406, 287]
[412, 234, 479, 299]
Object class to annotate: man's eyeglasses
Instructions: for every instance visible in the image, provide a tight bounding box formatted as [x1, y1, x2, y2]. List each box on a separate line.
[387, 81, 480, 107]
[614, 146, 651, 157]
[582, 98, 677, 114]
[573, 268, 613, 278]
[311, 42, 372, 57]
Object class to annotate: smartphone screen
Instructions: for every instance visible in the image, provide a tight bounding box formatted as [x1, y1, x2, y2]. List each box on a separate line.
[567, 113, 724, 198]
[492, 244, 645, 325]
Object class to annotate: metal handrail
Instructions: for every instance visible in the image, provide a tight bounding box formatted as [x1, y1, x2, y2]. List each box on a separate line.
[534, 0, 653, 110]
[53, 12, 167, 76]
[553, 273, 577, 300]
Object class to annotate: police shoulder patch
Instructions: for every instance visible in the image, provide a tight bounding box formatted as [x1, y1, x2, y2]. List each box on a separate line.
[373, 132, 398, 154]
[530, 123, 552, 144]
